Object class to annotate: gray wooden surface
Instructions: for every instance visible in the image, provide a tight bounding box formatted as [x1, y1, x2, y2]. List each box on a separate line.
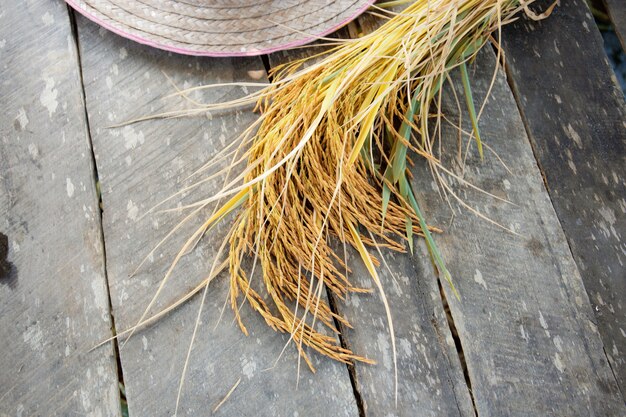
[2, 1, 626, 416]
[331, 243, 477, 417]
[76, 15, 358, 417]
[502, 0, 626, 399]
[416, 46, 624, 416]
[0, 1, 120, 416]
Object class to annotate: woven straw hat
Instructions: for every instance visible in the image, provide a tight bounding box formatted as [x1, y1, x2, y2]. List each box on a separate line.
[66, 0, 375, 57]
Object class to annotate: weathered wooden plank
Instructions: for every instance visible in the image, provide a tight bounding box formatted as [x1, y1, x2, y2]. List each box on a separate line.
[0, 2, 120, 416]
[268, 27, 474, 417]
[414, 46, 625, 415]
[605, 0, 626, 51]
[330, 244, 476, 417]
[501, 0, 626, 399]
[76, 15, 360, 417]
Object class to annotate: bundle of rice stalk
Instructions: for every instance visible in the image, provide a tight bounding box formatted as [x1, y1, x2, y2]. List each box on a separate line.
[128, 0, 556, 397]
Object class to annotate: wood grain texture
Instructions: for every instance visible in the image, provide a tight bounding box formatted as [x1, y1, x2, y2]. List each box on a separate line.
[333, 244, 476, 417]
[416, 46, 625, 415]
[0, 2, 120, 416]
[501, 0, 626, 399]
[605, 0, 626, 51]
[76, 16, 359, 417]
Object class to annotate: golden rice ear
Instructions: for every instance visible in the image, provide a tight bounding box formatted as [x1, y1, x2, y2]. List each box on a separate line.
[216, 0, 530, 368]
[119, 1, 544, 394]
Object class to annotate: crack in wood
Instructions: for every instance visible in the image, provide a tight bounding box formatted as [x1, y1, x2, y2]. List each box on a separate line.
[67, 7, 129, 415]
[261, 55, 274, 83]
[437, 279, 478, 417]
[326, 286, 367, 417]
[0, 232, 16, 288]
[498, 44, 551, 198]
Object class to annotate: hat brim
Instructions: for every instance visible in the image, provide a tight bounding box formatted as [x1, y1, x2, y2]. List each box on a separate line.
[66, 0, 375, 57]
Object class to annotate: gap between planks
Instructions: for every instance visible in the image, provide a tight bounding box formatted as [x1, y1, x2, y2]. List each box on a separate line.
[67, 5, 127, 415]
[261, 33, 373, 417]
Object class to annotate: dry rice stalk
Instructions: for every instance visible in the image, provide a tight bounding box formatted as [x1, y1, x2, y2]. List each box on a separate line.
[128, 0, 556, 399]
[217, 0, 539, 369]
